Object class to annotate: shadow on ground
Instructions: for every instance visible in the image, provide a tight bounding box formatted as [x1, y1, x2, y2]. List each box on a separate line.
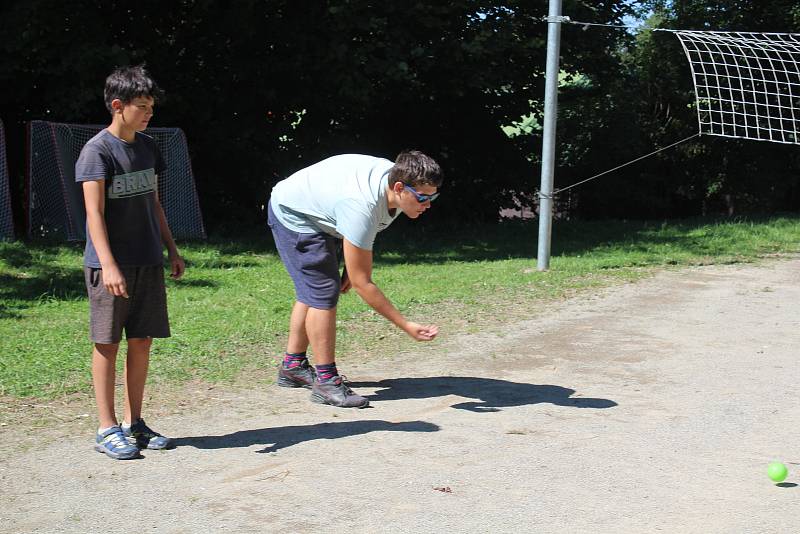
[174, 419, 438, 453]
[349, 377, 617, 412]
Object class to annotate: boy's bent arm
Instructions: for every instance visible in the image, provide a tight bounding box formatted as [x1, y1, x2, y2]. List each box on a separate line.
[154, 186, 185, 279]
[83, 179, 128, 297]
[343, 239, 438, 341]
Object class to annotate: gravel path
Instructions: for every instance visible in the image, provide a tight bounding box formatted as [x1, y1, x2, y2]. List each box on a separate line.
[2, 259, 799, 533]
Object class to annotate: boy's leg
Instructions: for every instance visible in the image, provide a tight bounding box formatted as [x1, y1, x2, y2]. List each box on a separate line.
[270, 205, 335, 387]
[123, 337, 152, 424]
[92, 343, 120, 429]
[278, 304, 344, 393]
[85, 267, 139, 459]
[85, 266, 128, 428]
[287, 301, 310, 354]
[268, 204, 363, 405]
[119, 266, 173, 449]
[277, 301, 315, 388]
[269, 202, 337, 361]
[307, 306, 368, 408]
[121, 336, 172, 449]
[305, 307, 336, 364]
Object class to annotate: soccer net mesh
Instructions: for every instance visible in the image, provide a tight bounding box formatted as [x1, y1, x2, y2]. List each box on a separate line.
[27, 121, 206, 240]
[0, 119, 13, 240]
[672, 31, 800, 145]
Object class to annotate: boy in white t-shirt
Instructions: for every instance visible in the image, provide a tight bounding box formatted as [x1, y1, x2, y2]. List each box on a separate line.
[268, 150, 442, 407]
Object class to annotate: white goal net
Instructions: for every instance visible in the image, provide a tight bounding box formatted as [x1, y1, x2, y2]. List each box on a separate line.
[27, 121, 206, 240]
[672, 31, 800, 145]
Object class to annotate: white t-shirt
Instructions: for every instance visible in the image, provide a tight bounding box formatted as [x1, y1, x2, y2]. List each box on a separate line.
[269, 154, 401, 250]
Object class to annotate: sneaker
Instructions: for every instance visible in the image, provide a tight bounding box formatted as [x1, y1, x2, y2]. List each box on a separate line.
[277, 359, 316, 389]
[123, 418, 174, 450]
[310, 376, 370, 408]
[94, 426, 140, 460]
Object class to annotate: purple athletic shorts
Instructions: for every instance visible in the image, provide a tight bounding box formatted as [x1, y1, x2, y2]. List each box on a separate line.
[267, 203, 341, 309]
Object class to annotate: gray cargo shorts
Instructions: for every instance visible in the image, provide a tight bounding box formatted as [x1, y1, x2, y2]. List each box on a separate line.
[84, 265, 170, 344]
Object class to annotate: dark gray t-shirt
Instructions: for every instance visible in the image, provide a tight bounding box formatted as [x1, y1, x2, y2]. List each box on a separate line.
[76, 129, 165, 267]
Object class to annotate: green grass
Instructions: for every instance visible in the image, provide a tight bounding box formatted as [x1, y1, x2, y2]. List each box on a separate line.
[2, 215, 800, 399]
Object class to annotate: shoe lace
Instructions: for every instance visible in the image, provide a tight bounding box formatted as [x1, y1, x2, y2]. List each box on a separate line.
[104, 429, 130, 449]
[134, 419, 161, 438]
[336, 377, 357, 396]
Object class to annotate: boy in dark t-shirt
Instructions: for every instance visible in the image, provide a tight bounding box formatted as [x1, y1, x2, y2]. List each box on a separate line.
[77, 65, 185, 459]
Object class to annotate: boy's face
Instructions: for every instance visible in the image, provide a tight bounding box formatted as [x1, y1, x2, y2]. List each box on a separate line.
[112, 96, 154, 131]
[394, 182, 438, 219]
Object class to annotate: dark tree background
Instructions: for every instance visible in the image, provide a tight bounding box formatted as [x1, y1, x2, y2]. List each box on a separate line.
[559, 0, 800, 219]
[0, 0, 797, 236]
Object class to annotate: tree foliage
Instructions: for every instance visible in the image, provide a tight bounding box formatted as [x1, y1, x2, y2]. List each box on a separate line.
[570, 0, 800, 218]
[0, 0, 796, 232]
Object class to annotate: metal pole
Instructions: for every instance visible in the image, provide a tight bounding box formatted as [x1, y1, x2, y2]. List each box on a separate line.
[537, 0, 563, 271]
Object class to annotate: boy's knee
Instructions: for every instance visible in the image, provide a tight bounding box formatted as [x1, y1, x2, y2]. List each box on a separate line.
[127, 337, 153, 350]
[93, 342, 120, 358]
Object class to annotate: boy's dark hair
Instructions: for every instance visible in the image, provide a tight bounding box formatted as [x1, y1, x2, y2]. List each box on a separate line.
[104, 64, 163, 114]
[388, 150, 443, 188]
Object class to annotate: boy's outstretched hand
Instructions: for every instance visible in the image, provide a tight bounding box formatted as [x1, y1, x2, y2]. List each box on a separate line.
[405, 322, 439, 341]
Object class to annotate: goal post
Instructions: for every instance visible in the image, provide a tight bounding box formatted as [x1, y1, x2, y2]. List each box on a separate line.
[671, 30, 800, 145]
[26, 121, 207, 240]
[0, 118, 13, 240]
[535, 20, 800, 270]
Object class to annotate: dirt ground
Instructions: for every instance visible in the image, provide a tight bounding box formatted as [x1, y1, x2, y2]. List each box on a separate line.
[2, 258, 799, 534]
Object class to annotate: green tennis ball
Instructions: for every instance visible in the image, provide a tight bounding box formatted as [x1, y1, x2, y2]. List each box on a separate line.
[767, 462, 788, 483]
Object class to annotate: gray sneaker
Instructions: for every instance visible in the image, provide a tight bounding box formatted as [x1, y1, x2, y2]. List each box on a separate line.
[310, 376, 370, 408]
[95, 426, 140, 459]
[277, 359, 316, 389]
[123, 418, 174, 450]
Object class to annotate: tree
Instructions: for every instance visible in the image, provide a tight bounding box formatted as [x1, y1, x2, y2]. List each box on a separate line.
[15, 1, 774, 231]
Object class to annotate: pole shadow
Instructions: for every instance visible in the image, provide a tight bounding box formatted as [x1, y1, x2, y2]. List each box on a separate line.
[173, 419, 439, 453]
[348, 377, 617, 412]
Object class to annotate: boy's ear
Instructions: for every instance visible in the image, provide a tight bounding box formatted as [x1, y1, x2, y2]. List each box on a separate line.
[110, 99, 124, 113]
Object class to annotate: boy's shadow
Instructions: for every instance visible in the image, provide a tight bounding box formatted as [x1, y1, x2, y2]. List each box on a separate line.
[174, 419, 438, 453]
[348, 377, 617, 412]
